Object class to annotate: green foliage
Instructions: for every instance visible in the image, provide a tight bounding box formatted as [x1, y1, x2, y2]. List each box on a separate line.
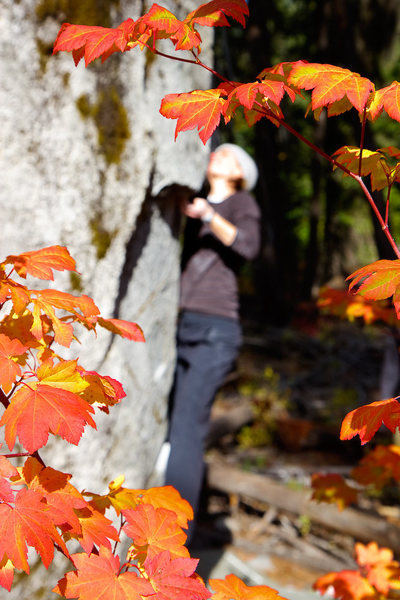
[237, 367, 290, 448]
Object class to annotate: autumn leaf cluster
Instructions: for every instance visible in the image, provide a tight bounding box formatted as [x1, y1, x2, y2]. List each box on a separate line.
[4, 0, 400, 598]
[0, 245, 284, 599]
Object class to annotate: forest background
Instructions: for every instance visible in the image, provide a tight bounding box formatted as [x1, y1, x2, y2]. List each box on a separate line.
[215, 0, 400, 325]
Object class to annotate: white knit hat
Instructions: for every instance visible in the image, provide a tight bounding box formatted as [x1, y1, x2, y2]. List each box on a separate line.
[214, 143, 258, 191]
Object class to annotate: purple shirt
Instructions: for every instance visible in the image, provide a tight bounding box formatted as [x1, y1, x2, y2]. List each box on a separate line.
[179, 190, 261, 320]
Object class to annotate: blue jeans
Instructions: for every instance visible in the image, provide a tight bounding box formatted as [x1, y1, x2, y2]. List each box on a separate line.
[165, 310, 242, 541]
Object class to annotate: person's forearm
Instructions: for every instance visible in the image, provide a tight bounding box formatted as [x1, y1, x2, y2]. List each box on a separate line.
[209, 211, 237, 246]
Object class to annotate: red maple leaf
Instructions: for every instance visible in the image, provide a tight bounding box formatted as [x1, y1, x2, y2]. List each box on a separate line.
[0, 382, 96, 453]
[97, 317, 145, 341]
[4, 246, 76, 280]
[53, 19, 135, 66]
[0, 488, 68, 573]
[311, 473, 358, 510]
[340, 398, 400, 445]
[144, 551, 211, 600]
[54, 546, 153, 600]
[160, 88, 227, 143]
[210, 573, 286, 600]
[351, 444, 400, 489]
[123, 504, 189, 561]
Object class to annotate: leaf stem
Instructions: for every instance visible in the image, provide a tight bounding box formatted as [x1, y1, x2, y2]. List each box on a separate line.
[152, 48, 230, 83]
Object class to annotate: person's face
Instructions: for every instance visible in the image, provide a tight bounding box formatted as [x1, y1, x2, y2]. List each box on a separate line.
[206, 149, 243, 182]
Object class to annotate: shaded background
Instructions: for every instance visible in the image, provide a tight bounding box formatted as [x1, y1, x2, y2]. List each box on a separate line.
[213, 0, 400, 325]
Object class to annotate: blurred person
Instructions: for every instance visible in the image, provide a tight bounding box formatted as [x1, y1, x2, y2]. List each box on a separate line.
[164, 143, 261, 544]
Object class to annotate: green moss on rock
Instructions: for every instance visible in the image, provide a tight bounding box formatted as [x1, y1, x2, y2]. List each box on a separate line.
[76, 94, 92, 118]
[76, 87, 131, 165]
[90, 212, 117, 259]
[93, 86, 131, 165]
[36, 0, 119, 27]
[36, 38, 54, 73]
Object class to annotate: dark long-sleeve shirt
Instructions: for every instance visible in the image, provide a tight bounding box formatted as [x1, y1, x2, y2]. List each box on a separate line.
[179, 190, 261, 320]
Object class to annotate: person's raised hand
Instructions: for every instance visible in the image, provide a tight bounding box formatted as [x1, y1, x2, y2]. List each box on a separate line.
[182, 197, 215, 221]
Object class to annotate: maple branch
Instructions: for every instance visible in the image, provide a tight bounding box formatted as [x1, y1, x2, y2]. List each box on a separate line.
[358, 108, 367, 177]
[0, 388, 8, 409]
[260, 108, 400, 259]
[384, 185, 392, 227]
[354, 175, 400, 258]
[152, 48, 230, 83]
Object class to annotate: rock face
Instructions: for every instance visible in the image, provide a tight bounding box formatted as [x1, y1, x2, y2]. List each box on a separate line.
[0, 1, 211, 595]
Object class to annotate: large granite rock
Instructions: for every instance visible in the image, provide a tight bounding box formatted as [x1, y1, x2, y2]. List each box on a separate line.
[0, 2, 212, 594]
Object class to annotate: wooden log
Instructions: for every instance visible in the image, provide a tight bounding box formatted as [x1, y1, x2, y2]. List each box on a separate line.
[207, 460, 400, 554]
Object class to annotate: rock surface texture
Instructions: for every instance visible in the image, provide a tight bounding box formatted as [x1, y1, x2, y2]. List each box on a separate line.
[0, 0, 211, 566]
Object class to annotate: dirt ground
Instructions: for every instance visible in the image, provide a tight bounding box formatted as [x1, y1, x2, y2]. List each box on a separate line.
[193, 316, 400, 589]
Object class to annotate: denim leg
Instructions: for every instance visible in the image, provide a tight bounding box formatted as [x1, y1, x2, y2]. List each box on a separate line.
[165, 313, 241, 542]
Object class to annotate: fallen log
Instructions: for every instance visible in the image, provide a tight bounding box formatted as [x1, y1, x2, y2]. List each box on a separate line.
[207, 459, 400, 554]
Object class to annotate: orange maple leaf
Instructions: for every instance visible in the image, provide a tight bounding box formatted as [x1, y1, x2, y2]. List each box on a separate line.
[29, 289, 100, 347]
[69, 506, 119, 554]
[314, 570, 376, 600]
[0, 454, 18, 503]
[0, 382, 96, 453]
[287, 62, 374, 114]
[185, 0, 249, 28]
[142, 4, 202, 51]
[86, 474, 140, 514]
[97, 317, 145, 341]
[144, 551, 211, 600]
[0, 272, 30, 314]
[135, 485, 194, 529]
[368, 81, 400, 122]
[0, 333, 27, 394]
[0, 487, 68, 573]
[20, 457, 87, 537]
[318, 286, 396, 326]
[347, 259, 400, 317]
[311, 473, 358, 511]
[54, 546, 153, 600]
[357, 541, 400, 595]
[351, 444, 400, 489]
[78, 368, 126, 411]
[340, 398, 400, 445]
[123, 503, 189, 561]
[356, 542, 394, 570]
[4, 246, 76, 280]
[0, 556, 14, 592]
[160, 88, 227, 143]
[210, 573, 285, 600]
